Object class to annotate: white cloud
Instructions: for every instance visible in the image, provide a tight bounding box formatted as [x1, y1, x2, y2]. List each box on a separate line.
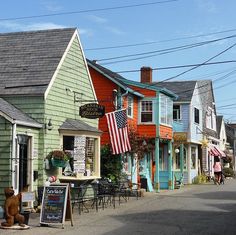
[78, 28, 94, 37]
[86, 15, 107, 24]
[41, 1, 63, 12]
[105, 26, 125, 35]
[0, 21, 67, 31]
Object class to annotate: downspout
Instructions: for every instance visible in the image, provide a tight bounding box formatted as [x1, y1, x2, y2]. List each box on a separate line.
[168, 140, 173, 190]
[117, 88, 128, 110]
[188, 104, 192, 184]
[11, 123, 16, 188]
[155, 92, 160, 192]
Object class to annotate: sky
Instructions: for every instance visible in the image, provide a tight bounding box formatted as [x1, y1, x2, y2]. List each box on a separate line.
[1, 0, 236, 122]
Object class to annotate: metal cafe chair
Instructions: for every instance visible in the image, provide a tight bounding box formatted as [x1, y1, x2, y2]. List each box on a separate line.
[77, 184, 98, 214]
[98, 179, 116, 209]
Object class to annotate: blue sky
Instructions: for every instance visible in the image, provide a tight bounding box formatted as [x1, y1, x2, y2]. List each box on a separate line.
[1, 0, 236, 122]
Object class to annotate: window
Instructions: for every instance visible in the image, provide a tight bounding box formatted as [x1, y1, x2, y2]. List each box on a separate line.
[194, 107, 199, 124]
[159, 148, 165, 170]
[173, 105, 181, 121]
[206, 107, 216, 130]
[127, 96, 133, 118]
[141, 100, 153, 123]
[191, 147, 196, 169]
[174, 151, 180, 170]
[160, 94, 173, 125]
[63, 135, 99, 177]
[174, 147, 187, 170]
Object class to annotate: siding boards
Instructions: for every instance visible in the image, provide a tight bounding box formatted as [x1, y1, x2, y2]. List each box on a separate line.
[181, 104, 189, 132]
[160, 125, 173, 139]
[137, 125, 156, 137]
[0, 117, 12, 204]
[45, 36, 98, 153]
[89, 66, 118, 145]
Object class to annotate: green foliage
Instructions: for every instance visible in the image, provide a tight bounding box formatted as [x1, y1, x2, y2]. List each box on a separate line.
[100, 144, 122, 183]
[46, 150, 71, 161]
[223, 167, 235, 177]
[193, 174, 207, 184]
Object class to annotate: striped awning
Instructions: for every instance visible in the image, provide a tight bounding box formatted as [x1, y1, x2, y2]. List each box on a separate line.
[214, 146, 226, 158]
[208, 144, 226, 158]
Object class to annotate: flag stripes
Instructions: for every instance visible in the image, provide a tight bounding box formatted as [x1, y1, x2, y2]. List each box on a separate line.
[106, 109, 131, 154]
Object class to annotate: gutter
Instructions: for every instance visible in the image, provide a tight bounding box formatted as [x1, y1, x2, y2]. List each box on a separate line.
[11, 123, 16, 188]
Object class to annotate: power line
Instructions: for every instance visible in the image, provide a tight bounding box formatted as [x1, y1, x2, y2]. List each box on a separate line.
[97, 34, 236, 64]
[158, 42, 236, 83]
[115, 60, 236, 74]
[217, 96, 236, 103]
[0, 0, 179, 21]
[218, 103, 236, 109]
[85, 28, 236, 51]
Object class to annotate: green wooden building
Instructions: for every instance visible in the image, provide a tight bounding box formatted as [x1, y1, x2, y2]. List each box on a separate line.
[0, 28, 101, 206]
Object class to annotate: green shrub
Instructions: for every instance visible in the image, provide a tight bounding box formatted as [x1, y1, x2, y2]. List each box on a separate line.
[100, 144, 122, 183]
[223, 167, 235, 177]
[193, 174, 207, 184]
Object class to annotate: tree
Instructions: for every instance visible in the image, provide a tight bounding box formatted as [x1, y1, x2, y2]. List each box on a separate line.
[100, 144, 122, 182]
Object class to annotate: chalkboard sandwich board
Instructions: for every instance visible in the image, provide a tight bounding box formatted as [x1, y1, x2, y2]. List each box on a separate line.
[40, 183, 73, 228]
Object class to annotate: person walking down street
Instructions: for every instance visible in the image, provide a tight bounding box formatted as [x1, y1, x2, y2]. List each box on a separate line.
[213, 156, 222, 185]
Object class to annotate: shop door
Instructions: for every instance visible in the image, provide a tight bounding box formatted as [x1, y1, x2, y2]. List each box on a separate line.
[19, 143, 28, 191]
[15, 134, 32, 193]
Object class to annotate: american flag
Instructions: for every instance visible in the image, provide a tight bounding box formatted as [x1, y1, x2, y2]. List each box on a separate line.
[106, 109, 131, 155]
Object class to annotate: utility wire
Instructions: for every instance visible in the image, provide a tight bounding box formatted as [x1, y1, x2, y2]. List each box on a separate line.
[115, 60, 236, 74]
[97, 34, 236, 63]
[158, 42, 236, 83]
[0, 0, 179, 21]
[85, 28, 236, 51]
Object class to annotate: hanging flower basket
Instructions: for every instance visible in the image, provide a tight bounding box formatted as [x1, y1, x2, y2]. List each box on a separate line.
[51, 158, 69, 168]
[46, 150, 71, 168]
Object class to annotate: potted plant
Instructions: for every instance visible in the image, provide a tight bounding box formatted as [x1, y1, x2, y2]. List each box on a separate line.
[46, 150, 71, 168]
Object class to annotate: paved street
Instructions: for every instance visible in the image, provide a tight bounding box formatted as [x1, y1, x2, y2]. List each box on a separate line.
[2, 179, 236, 235]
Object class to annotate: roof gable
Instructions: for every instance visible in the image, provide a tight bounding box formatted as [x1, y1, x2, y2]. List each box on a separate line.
[87, 59, 144, 98]
[0, 28, 76, 96]
[0, 98, 41, 127]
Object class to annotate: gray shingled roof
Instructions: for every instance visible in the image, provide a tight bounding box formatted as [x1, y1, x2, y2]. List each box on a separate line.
[0, 28, 76, 96]
[59, 118, 102, 133]
[87, 59, 179, 98]
[0, 98, 41, 127]
[155, 81, 197, 102]
[87, 59, 144, 97]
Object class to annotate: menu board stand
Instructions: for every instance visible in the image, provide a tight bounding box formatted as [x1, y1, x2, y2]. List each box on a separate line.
[40, 183, 73, 228]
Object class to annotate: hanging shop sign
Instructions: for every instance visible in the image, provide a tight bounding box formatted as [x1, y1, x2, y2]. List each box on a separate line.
[79, 103, 105, 119]
[173, 132, 188, 144]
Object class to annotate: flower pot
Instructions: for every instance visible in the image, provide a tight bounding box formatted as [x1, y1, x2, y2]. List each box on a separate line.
[51, 158, 69, 168]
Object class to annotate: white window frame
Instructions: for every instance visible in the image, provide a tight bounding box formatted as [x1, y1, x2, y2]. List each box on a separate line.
[194, 107, 200, 124]
[60, 132, 101, 180]
[173, 104, 181, 121]
[160, 94, 173, 126]
[140, 100, 153, 123]
[206, 107, 216, 131]
[127, 96, 133, 118]
[191, 146, 197, 169]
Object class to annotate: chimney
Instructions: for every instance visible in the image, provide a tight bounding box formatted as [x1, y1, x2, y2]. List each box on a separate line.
[140, 67, 152, 83]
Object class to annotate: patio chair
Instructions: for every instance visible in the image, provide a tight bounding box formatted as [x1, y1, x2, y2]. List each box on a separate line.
[70, 183, 98, 214]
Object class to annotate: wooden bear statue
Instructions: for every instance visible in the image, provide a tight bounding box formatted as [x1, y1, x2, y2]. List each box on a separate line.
[1, 187, 25, 227]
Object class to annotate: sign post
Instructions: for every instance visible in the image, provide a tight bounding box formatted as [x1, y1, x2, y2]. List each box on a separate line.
[40, 183, 73, 228]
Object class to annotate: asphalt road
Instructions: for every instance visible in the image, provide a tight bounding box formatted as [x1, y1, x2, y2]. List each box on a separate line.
[1, 178, 236, 235]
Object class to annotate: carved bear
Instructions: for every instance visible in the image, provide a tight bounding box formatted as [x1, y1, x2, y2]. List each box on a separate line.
[1, 187, 25, 227]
